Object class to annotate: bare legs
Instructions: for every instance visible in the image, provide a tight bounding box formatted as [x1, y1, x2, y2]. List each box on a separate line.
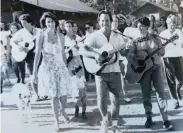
[51, 95, 69, 131]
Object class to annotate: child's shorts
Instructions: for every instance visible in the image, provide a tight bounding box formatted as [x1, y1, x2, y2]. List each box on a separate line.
[72, 87, 87, 102]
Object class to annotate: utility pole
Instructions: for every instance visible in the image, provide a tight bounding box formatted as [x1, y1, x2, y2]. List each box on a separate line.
[180, 0, 183, 26]
[113, 0, 116, 14]
[37, 0, 39, 6]
[174, 0, 183, 26]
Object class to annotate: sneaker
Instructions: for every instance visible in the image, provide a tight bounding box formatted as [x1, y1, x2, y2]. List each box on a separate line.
[6, 80, 12, 86]
[145, 118, 153, 128]
[177, 89, 182, 100]
[21, 81, 25, 84]
[163, 120, 173, 130]
[100, 120, 108, 133]
[82, 112, 87, 119]
[54, 121, 59, 132]
[174, 101, 180, 109]
[75, 106, 79, 117]
[62, 112, 70, 123]
[3, 81, 10, 86]
[111, 126, 122, 133]
[17, 78, 21, 83]
[35, 96, 41, 102]
[124, 98, 132, 103]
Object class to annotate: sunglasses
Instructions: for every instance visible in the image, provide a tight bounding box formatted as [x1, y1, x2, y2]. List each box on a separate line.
[85, 27, 90, 30]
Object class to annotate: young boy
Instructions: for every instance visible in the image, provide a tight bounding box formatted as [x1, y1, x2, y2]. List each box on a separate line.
[71, 67, 87, 119]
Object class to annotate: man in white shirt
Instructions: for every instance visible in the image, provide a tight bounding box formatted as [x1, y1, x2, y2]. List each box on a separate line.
[159, 14, 183, 109]
[11, 14, 42, 100]
[126, 17, 173, 130]
[79, 10, 125, 133]
[11, 14, 42, 75]
[112, 15, 132, 103]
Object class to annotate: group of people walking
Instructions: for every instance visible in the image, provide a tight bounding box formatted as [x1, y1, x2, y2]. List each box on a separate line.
[1, 9, 183, 133]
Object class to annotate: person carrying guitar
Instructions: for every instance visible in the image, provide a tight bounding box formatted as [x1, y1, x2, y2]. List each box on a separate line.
[79, 10, 125, 133]
[159, 14, 183, 109]
[8, 22, 25, 84]
[64, 20, 84, 77]
[10, 14, 43, 101]
[126, 17, 173, 130]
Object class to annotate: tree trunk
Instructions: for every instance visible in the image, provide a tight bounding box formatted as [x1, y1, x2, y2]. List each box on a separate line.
[113, 0, 115, 14]
[178, 7, 183, 26]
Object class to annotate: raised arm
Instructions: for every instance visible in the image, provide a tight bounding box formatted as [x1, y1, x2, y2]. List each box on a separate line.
[33, 32, 44, 76]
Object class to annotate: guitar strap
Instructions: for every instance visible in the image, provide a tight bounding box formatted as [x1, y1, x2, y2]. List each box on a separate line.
[149, 34, 159, 65]
[134, 41, 138, 55]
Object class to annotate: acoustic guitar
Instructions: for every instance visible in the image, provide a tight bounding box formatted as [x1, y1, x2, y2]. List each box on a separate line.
[83, 36, 149, 75]
[124, 34, 179, 84]
[11, 36, 37, 62]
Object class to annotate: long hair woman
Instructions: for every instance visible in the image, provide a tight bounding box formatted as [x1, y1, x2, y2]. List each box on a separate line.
[158, 16, 167, 34]
[149, 15, 158, 34]
[32, 12, 71, 131]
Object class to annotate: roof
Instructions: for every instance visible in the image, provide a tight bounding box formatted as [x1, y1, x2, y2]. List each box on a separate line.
[1, 0, 19, 12]
[131, 1, 178, 14]
[19, 0, 98, 14]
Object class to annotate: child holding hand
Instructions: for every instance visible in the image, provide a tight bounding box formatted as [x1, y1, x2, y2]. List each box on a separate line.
[71, 67, 87, 119]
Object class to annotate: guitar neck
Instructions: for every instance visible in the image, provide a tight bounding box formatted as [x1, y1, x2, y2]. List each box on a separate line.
[145, 41, 169, 61]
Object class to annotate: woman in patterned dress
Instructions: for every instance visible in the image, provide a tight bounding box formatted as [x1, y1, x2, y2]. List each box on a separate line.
[32, 12, 71, 131]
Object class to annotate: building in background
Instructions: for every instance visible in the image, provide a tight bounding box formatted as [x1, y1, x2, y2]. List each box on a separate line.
[1, 0, 98, 28]
[130, 1, 178, 19]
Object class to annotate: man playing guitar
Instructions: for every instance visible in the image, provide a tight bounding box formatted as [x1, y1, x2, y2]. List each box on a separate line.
[11, 14, 42, 74]
[126, 17, 173, 130]
[79, 10, 125, 133]
[10, 14, 42, 100]
[159, 14, 183, 109]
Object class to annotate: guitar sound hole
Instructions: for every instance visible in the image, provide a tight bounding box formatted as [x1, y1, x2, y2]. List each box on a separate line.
[138, 60, 145, 66]
[131, 64, 146, 73]
[102, 51, 108, 59]
[25, 43, 29, 47]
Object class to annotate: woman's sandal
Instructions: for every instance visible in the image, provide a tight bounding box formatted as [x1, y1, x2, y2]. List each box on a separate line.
[54, 122, 59, 132]
[43, 96, 48, 100]
[36, 96, 41, 102]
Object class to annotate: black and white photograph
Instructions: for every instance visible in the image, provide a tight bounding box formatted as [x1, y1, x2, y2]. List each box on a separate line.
[1, 0, 183, 133]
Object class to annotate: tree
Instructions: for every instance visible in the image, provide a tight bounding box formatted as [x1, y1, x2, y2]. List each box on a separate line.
[147, 0, 183, 25]
[173, 0, 183, 26]
[80, 0, 141, 15]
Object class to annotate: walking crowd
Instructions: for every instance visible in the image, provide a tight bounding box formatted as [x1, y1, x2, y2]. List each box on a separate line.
[1, 10, 183, 133]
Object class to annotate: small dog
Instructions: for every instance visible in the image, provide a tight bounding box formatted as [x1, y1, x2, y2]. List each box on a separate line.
[12, 83, 33, 123]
